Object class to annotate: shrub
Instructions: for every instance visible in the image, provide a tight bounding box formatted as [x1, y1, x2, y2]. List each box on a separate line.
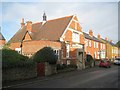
[86, 54, 94, 62]
[1, 48, 35, 69]
[33, 47, 58, 64]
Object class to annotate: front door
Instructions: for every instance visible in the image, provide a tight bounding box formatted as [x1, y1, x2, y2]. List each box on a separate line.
[76, 49, 84, 70]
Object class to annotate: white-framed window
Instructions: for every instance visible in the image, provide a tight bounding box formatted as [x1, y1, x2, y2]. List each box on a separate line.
[66, 44, 70, 58]
[100, 43, 102, 49]
[96, 42, 98, 48]
[54, 49, 60, 59]
[89, 40, 91, 47]
[72, 32, 80, 43]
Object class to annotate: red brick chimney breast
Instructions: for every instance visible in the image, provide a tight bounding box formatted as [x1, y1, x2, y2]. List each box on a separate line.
[105, 37, 108, 41]
[98, 34, 101, 39]
[89, 29, 93, 37]
[110, 40, 112, 43]
[26, 21, 32, 32]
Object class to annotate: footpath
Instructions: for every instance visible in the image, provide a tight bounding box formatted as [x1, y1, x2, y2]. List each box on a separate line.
[2, 65, 101, 89]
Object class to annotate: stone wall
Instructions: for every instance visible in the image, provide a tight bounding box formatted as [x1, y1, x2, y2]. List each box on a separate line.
[2, 66, 37, 82]
[45, 62, 57, 76]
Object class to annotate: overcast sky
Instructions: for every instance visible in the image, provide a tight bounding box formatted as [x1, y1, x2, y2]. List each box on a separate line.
[1, 0, 119, 43]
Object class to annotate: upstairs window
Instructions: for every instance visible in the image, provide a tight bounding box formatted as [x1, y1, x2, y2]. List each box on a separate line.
[100, 43, 103, 49]
[96, 42, 98, 48]
[89, 40, 92, 47]
[72, 32, 80, 43]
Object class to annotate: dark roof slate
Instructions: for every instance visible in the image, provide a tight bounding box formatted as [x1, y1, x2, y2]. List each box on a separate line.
[101, 38, 117, 46]
[83, 32, 103, 43]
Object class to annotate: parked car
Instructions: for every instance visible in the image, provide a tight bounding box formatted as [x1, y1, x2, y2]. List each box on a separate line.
[99, 59, 111, 68]
[114, 58, 120, 65]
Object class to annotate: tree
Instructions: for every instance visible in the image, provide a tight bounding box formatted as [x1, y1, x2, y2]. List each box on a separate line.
[33, 47, 58, 64]
[116, 41, 120, 47]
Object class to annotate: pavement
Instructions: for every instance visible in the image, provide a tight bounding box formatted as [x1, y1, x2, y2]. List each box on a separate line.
[3, 65, 99, 88]
[2, 64, 120, 88]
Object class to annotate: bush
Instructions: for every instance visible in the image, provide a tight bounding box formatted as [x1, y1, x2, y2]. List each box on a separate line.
[1, 48, 35, 69]
[86, 54, 94, 62]
[33, 47, 58, 64]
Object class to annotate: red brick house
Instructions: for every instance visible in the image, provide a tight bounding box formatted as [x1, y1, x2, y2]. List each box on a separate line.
[9, 13, 85, 69]
[0, 31, 6, 49]
[84, 30, 106, 60]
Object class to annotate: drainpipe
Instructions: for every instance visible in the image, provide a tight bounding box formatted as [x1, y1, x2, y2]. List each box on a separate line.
[82, 44, 85, 69]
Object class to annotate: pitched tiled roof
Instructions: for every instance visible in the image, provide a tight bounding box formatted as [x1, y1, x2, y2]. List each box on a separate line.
[83, 32, 103, 43]
[0, 32, 5, 40]
[101, 38, 117, 46]
[9, 15, 73, 43]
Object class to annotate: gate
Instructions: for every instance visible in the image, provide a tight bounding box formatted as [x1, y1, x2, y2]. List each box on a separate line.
[37, 63, 45, 76]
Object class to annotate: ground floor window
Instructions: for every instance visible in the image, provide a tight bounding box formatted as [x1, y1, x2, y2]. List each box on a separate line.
[54, 49, 60, 59]
[66, 44, 70, 58]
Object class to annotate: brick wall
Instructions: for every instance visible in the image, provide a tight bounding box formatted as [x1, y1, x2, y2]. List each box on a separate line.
[22, 40, 61, 56]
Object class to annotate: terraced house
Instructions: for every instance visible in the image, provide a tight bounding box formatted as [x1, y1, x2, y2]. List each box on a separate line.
[98, 37, 118, 61]
[84, 30, 106, 60]
[9, 13, 85, 69]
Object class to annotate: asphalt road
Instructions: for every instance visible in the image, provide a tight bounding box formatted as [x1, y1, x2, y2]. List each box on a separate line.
[4, 64, 120, 88]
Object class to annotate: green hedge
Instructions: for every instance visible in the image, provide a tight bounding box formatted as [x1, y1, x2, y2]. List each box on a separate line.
[33, 47, 58, 64]
[2, 49, 35, 69]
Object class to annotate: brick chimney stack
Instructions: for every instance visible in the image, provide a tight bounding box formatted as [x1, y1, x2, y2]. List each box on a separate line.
[98, 34, 101, 39]
[21, 18, 25, 28]
[89, 29, 93, 37]
[105, 37, 108, 41]
[110, 40, 112, 43]
[26, 21, 32, 32]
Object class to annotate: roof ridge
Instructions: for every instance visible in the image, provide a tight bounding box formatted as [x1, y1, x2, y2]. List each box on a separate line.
[47, 15, 74, 22]
[32, 15, 74, 25]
